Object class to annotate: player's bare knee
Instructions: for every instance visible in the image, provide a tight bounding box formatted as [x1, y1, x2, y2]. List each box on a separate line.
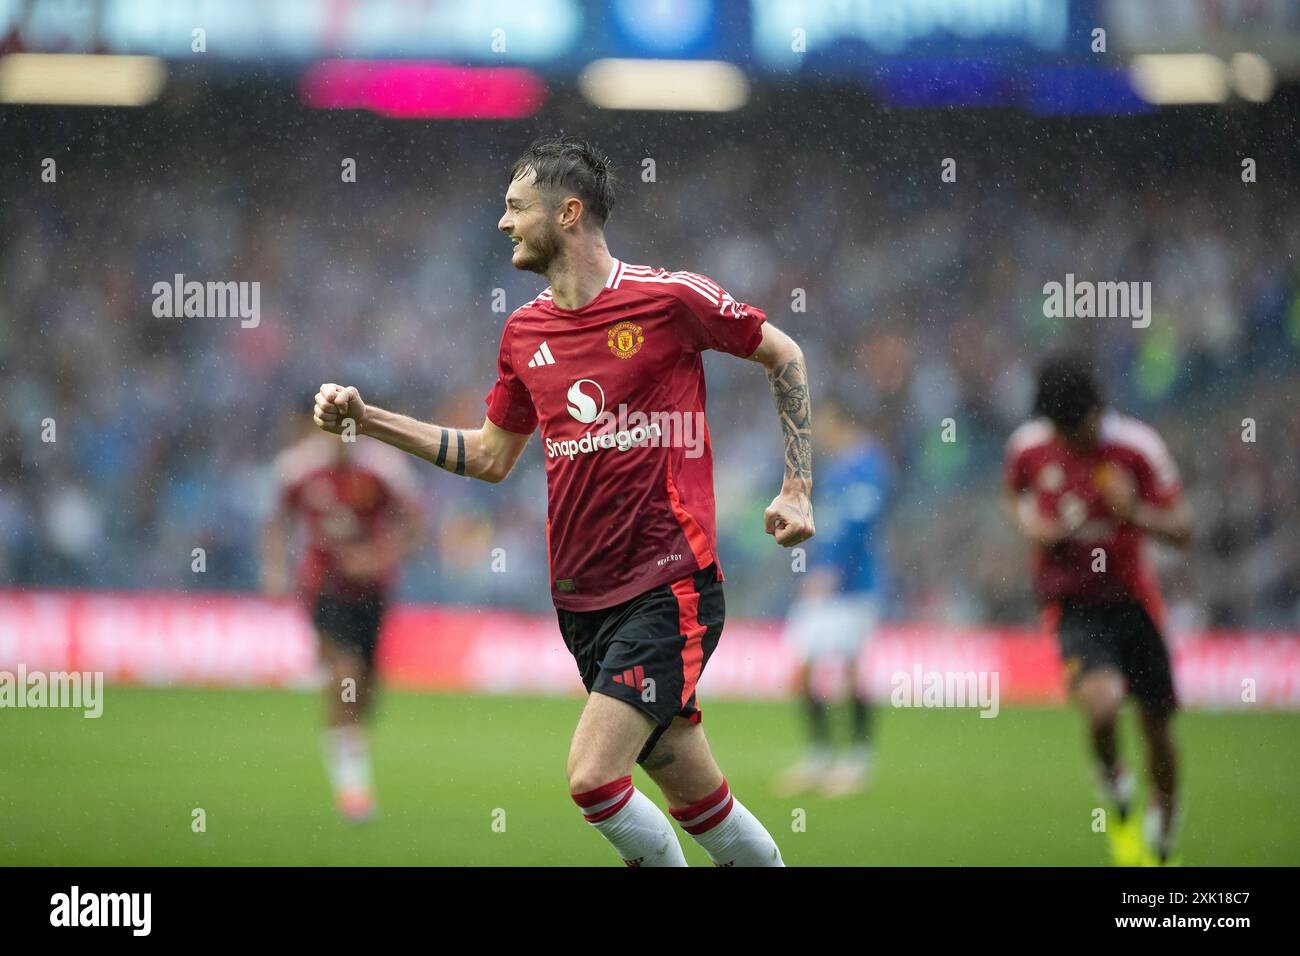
[1140, 711, 1175, 750]
[1076, 673, 1122, 723]
[654, 772, 723, 810]
[567, 761, 628, 797]
[1077, 696, 1119, 731]
[566, 742, 632, 796]
[1085, 702, 1120, 731]
[642, 723, 722, 806]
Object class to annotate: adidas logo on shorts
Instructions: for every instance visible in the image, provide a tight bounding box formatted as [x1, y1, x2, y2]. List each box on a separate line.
[611, 665, 646, 689]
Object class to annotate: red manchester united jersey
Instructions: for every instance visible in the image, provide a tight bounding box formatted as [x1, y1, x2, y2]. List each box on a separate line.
[485, 258, 767, 611]
[274, 434, 420, 600]
[1003, 410, 1182, 621]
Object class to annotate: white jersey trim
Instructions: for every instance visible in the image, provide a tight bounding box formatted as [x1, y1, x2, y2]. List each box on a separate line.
[1101, 410, 1180, 491]
[619, 268, 721, 306]
[1005, 417, 1055, 458]
[273, 437, 336, 493]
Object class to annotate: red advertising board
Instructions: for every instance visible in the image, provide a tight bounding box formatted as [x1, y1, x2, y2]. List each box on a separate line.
[1, 590, 1297, 710]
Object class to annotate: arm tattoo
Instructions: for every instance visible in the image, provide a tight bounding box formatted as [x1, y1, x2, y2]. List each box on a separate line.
[767, 357, 812, 483]
[434, 427, 467, 476]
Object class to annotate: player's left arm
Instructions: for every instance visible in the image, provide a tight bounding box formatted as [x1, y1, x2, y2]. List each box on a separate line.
[744, 322, 815, 547]
[1099, 440, 1193, 548]
[261, 456, 297, 598]
[1134, 494, 1192, 548]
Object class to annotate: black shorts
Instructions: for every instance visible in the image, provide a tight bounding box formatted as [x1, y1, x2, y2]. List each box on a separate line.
[557, 563, 725, 765]
[1053, 598, 1177, 716]
[311, 593, 386, 669]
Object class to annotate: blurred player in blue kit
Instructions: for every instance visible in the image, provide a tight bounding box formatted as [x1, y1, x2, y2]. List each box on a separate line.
[775, 396, 893, 798]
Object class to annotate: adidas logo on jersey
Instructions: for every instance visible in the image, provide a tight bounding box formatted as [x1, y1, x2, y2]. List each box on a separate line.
[527, 341, 556, 368]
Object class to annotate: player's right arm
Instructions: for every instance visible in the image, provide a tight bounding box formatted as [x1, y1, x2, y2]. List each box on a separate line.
[261, 450, 298, 598]
[1097, 455, 1192, 548]
[1000, 430, 1075, 548]
[312, 384, 530, 484]
[260, 503, 293, 598]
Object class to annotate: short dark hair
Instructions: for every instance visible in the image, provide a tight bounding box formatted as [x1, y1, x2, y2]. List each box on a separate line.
[1033, 351, 1104, 429]
[510, 135, 616, 227]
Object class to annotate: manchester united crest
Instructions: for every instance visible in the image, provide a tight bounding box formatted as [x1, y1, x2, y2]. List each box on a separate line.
[607, 321, 645, 360]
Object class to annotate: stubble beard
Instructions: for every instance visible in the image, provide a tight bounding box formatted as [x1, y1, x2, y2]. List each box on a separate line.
[514, 225, 562, 276]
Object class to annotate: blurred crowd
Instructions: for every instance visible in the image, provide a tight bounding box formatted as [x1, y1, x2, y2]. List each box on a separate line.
[3, 100, 1298, 629]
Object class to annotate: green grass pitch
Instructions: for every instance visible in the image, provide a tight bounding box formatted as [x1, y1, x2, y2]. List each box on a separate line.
[2, 687, 1297, 866]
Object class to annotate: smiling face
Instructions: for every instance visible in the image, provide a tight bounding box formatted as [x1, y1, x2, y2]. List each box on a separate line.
[498, 167, 563, 275]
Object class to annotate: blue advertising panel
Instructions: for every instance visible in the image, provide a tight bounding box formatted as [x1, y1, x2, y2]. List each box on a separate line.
[0, 0, 1102, 69]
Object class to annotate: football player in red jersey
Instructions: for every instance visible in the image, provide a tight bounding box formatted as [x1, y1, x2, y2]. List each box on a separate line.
[1003, 353, 1191, 864]
[312, 136, 814, 865]
[262, 422, 423, 823]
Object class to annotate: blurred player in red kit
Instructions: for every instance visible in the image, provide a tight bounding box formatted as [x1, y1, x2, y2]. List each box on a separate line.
[1003, 354, 1192, 865]
[311, 136, 814, 865]
[262, 422, 423, 823]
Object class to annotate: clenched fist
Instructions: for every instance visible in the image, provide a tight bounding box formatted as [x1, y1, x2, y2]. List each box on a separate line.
[764, 485, 815, 547]
[313, 383, 368, 435]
